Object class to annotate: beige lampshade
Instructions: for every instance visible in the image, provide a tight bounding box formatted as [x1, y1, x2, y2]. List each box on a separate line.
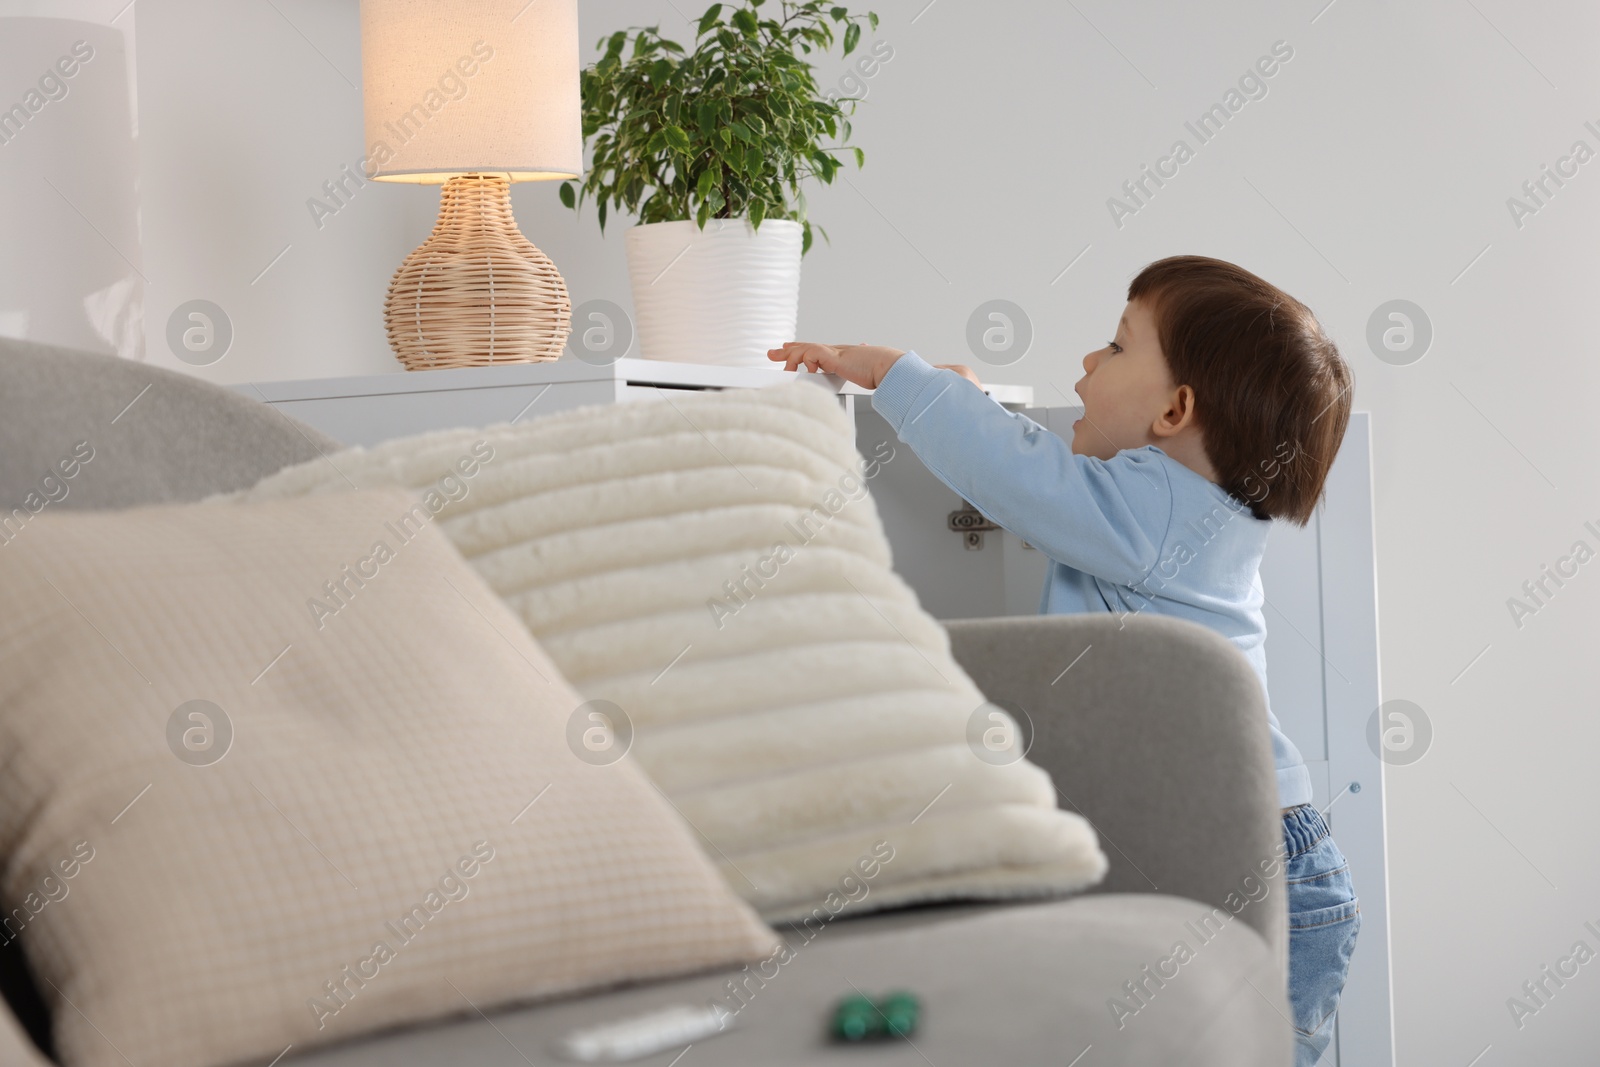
[359, 0, 581, 183]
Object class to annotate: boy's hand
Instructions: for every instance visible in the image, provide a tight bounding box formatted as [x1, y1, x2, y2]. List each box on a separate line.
[767, 342, 905, 389]
[934, 363, 983, 388]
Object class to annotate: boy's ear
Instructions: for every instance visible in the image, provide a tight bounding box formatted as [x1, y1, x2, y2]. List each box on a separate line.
[1151, 384, 1200, 437]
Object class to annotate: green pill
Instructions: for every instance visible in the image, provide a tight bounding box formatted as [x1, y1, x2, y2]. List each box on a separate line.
[879, 991, 920, 1036]
[830, 994, 882, 1042]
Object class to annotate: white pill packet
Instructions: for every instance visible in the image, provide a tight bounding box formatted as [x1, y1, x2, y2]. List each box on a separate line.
[554, 1002, 733, 1062]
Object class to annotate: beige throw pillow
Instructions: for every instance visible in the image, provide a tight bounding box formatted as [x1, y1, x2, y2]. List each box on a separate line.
[0, 488, 778, 1067]
[0, 1004, 49, 1067]
[231, 380, 1109, 920]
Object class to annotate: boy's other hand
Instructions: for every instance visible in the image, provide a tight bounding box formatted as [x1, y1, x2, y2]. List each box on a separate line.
[767, 342, 905, 389]
[934, 363, 983, 388]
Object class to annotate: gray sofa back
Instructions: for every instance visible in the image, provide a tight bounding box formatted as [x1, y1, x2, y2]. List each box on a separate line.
[943, 613, 1287, 946]
[0, 337, 339, 515]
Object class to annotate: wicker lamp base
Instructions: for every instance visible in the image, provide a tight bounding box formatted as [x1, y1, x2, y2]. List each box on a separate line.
[385, 174, 572, 371]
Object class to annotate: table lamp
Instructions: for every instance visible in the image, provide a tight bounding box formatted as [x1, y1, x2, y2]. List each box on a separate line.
[359, 0, 580, 370]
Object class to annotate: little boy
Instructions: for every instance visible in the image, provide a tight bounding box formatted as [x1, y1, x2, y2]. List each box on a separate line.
[770, 254, 1359, 1066]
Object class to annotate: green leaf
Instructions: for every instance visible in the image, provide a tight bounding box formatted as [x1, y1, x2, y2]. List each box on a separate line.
[597, 198, 608, 233]
[852, 146, 865, 167]
[697, 3, 723, 37]
[570, 0, 870, 235]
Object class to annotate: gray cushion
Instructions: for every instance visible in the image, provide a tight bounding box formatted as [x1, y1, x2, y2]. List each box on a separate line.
[280, 894, 1289, 1066]
[0, 337, 338, 513]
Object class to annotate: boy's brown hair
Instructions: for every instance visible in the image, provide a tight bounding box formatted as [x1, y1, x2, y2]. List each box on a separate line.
[1127, 255, 1353, 526]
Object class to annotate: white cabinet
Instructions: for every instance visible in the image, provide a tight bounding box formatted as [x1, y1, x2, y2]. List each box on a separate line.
[237, 357, 1035, 449]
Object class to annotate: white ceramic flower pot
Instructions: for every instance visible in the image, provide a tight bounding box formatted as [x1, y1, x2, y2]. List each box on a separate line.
[625, 218, 802, 367]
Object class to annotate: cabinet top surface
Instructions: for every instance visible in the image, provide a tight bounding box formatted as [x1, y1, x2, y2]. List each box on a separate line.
[238, 357, 1036, 407]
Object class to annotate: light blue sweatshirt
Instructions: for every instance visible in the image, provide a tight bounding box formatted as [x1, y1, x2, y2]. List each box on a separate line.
[870, 350, 1312, 810]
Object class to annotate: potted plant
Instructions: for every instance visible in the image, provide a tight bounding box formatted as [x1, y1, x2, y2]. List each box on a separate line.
[561, 0, 879, 367]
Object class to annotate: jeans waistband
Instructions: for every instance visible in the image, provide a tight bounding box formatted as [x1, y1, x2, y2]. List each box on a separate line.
[1281, 802, 1328, 856]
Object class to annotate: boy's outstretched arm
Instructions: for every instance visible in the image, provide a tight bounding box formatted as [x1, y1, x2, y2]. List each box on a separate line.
[769, 343, 1172, 586]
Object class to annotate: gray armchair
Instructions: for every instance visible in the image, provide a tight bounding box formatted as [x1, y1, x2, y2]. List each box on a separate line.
[0, 338, 1291, 1065]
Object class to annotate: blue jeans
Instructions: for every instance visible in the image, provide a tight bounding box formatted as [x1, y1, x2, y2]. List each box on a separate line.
[1284, 803, 1360, 1066]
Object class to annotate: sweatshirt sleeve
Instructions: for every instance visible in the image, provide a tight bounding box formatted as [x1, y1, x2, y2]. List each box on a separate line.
[870, 350, 1173, 586]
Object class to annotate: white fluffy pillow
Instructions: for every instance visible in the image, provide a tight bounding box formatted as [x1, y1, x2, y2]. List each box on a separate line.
[0, 489, 778, 1067]
[230, 379, 1108, 919]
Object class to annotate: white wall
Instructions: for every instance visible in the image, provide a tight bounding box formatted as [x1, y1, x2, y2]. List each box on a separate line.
[132, 0, 435, 382]
[0, 1, 143, 359]
[33, 0, 1600, 1061]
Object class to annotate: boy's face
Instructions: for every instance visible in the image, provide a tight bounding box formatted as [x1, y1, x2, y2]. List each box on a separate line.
[1069, 297, 1179, 460]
